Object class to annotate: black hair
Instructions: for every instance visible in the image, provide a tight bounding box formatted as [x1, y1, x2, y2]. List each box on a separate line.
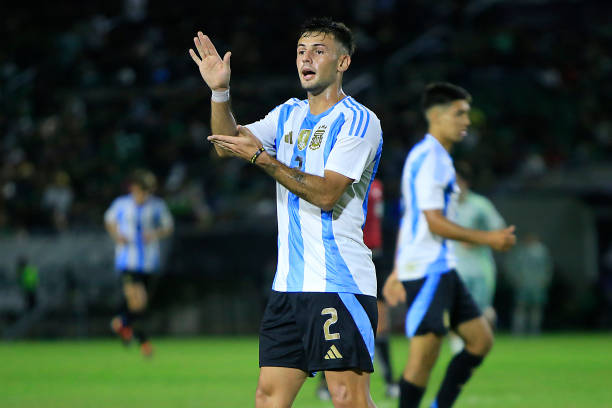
[298, 17, 355, 56]
[421, 82, 472, 113]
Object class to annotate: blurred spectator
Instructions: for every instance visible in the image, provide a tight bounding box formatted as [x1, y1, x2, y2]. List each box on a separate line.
[505, 233, 554, 335]
[17, 256, 39, 312]
[42, 170, 74, 232]
[449, 162, 506, 352]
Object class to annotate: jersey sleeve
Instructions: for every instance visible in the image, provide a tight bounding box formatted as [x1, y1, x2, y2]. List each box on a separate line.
[104, 198, 121, 224]
[414, 151, 448, 210]
[244, 106, 280, 155]
[324, 115, 382, 183]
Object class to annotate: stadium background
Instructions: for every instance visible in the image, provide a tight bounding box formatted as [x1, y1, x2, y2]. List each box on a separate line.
[0, 1, 611, 407]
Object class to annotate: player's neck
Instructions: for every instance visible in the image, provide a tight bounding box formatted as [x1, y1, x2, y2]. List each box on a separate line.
[428, 129, 453, 152]
[307, 85, 346, 116]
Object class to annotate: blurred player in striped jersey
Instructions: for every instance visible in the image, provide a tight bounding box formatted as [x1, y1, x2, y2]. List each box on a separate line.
[104, 169, 174, 357]
[449, 162, 506, 353]
[191, 17, 382, 408]
[384, 83, 516, 408]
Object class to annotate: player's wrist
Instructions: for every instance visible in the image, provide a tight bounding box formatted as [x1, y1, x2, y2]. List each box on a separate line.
[211, 87, 230, 102]
[250, 147, 266, 164]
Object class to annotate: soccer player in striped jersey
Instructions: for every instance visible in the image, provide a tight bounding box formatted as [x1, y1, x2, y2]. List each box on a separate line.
[104, 169, 174, 357]
[190, 17, 382, 408]
[383, 83, 516, 408]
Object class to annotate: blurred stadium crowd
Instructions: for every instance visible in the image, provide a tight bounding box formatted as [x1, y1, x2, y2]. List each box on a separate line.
[1, 0, 610, 234]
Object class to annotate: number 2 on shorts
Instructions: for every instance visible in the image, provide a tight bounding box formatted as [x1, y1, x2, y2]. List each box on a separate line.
[321, 307, 340, 340]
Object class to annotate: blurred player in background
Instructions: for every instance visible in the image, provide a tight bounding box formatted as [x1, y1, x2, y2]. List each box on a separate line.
[448, 162, 506, 353]
[191, 17, 382, 408]
[383, 83, 516, 408]
[104, 169, 174, 357]
[505, 232, 553, 335]
[317, 178, 399, 400]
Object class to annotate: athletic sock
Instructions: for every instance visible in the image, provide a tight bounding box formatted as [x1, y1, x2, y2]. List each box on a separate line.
[375, 337, 393, 384]
[432, 349, 484, 408]
[131, 311, 148, 344]
[399, 378, 425, 408]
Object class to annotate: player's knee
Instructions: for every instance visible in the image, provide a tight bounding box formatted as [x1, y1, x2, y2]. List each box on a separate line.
[467, 329, 494, 356]
[328, 383, 367, 408]
[254, 384, 273, 407]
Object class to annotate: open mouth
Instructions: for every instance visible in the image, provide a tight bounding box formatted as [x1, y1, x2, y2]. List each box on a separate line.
[301, 68, 316, 80]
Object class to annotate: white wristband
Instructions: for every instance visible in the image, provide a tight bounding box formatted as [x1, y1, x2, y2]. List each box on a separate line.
[211, 88, 230, 103]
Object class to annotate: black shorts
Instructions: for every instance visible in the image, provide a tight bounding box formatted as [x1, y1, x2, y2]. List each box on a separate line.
[259, 291, 378, 375]
[402, 269, 481, 337]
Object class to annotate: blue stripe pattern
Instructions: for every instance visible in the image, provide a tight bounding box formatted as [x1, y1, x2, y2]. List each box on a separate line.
[361, 137, 383, 228]
[275, 101, 301, 152]
[405, 272, 441, 337]
[346, 98, 364, 136]
[116, 208, 128, 270]
[404, 248, 449, 337]
[323, 113, 345, 165]
[322, 210, 361, 293]
[342, 100, 358, 135]
[286, 111, 318, 290]
[409, 151, 429, 241]
[135, 206, 145, 271]
[431, 401, 439, 408]
[339, 293, 375, 362]
[443, 177, 455, 216]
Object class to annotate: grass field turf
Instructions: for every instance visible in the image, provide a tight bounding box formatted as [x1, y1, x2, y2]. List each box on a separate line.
[1, 333, 610, 407]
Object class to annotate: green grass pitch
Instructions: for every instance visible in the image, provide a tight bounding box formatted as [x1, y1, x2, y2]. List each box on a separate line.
[1, 333, 610, 407]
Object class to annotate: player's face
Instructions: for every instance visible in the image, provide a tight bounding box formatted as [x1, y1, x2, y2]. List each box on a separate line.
[296, 32, 346, 94]
[437, 100, 471, 144]
[130, 184, 149, 205]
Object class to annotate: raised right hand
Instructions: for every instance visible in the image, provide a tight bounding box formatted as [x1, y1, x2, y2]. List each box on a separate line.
[189, 31, 231, 91]
[487, 225, 516, 251]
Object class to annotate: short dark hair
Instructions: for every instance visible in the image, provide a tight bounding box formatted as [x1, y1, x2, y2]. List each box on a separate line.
[299, 17, 355, 56]
[421, 82, 472, 113]
[130, 169, 157, 192]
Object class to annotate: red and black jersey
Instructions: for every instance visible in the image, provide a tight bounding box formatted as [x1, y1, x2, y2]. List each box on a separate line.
[363, 179, 383, 251]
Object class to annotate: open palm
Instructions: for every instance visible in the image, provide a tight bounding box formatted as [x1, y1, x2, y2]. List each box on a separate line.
[189, 31, 231, 91]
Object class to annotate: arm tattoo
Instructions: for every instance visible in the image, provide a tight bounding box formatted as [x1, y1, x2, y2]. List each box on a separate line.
[292, 171, 305, 184]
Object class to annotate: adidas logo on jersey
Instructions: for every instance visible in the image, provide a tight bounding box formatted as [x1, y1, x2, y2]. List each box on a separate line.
[324, 345, 343, 360]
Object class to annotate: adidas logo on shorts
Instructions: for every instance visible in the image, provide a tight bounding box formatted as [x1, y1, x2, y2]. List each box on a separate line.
[324, 345, 343, 360]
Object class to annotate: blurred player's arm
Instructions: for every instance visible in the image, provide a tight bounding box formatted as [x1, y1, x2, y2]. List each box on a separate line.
[104, 220, 128, 245]
[145, 202, 174, 242]
[423, 209, 515, 251]
[209, 126, 351, 211]
[383, 230, 406, 307]
[189, 31, 236, 157]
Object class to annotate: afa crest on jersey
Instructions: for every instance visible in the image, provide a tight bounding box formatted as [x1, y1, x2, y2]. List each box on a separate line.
[297, 129, 311, 151]
[309, 125, 327, 150]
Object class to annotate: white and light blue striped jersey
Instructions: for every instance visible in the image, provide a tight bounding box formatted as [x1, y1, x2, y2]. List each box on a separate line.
[104, 194, 174, 273]
[246, 97, 383, 297]
[396, 134, 460, 281]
